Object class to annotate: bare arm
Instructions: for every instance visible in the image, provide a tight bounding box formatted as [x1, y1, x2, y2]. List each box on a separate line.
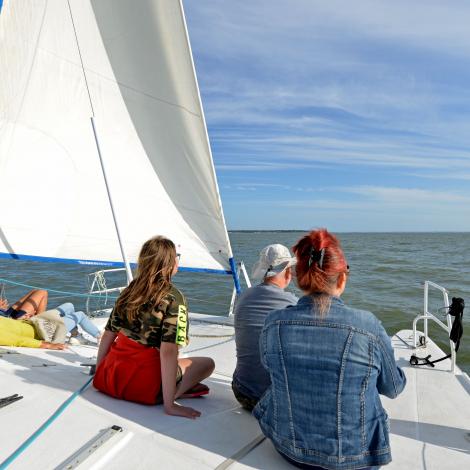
[160, 342, 201, 419]
[96, 330, 117, 366]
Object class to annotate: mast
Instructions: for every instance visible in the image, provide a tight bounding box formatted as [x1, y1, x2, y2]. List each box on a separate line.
[67, 0, 133, 284]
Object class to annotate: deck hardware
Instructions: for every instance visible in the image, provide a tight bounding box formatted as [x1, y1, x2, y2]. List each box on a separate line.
[31, 363, 57, 367]
[411, 297, 465, 369]
[0, 348, 20, 356]
[55, 425, 123, 470]
[0, 394, 23, 409]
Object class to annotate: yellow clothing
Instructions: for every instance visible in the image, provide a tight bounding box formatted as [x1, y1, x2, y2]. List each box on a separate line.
[0, 316, 42, 348]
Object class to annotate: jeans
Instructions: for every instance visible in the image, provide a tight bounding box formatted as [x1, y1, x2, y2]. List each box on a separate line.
[56, 303, 100, 338]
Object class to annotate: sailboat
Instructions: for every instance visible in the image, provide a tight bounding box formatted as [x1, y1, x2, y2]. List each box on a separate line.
[0, 1, 469, 469]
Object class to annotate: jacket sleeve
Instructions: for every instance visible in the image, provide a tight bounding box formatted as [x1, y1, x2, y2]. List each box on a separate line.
[376, 324, 406, 398]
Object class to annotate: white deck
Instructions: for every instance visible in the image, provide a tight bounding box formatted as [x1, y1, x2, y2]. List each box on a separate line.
[0, 316, 469, 470]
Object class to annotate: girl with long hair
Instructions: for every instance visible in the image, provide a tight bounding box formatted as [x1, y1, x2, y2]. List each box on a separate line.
[94, 236, 215, 419]
[253, 229, 406, 469]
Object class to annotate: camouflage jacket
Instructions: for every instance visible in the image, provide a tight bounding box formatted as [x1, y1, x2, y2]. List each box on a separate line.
[105, 285, 189, 349]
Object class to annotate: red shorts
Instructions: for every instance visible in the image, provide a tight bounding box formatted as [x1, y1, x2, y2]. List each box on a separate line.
[93, 332, 161, 405]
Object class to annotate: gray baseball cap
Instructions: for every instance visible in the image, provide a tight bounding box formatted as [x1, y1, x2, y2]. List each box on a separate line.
[251, 244, 297, 279]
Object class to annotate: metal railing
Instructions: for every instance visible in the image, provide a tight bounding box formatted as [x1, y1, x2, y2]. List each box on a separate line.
[86, 268, 125, 315]
[85, 262, 252, 316]
[412, 280, 456, 373]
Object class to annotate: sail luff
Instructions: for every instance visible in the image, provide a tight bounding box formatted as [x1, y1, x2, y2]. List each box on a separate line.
[177, 0, 234, 261]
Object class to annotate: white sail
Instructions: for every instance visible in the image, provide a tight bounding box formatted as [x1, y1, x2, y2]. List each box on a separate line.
[0, 0, 233, 273]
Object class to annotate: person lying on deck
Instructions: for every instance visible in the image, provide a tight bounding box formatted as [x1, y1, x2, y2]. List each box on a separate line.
[0, 288, 47, 319]
[94, 236, 215, 419]
[1, 290, 101, 342]
[253, 229, 406, 470]
[0, 316, 65, 350]
[232, 244, 298, 411]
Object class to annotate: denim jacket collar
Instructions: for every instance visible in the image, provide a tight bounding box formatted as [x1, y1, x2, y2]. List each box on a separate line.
[298, 294, 344, 307]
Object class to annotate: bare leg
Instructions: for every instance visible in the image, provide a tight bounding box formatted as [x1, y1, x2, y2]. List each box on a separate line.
[174, 357, 215, 399]
[11, 289, 48, 317]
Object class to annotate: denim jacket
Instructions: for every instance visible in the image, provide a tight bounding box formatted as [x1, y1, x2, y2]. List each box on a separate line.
[253, 295, 406, 469]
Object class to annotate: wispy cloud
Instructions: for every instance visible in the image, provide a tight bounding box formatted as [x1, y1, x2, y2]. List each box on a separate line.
[343, 186, 470, 205]
[185, 1, 470, 230]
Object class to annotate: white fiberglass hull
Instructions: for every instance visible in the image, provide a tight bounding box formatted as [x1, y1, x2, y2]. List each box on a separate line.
[0, 316, 469, 469]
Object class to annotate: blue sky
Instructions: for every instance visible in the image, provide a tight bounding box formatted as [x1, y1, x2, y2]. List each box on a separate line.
[184, 0, 470, 231]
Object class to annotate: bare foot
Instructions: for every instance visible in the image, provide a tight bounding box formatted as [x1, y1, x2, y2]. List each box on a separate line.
[40, 342, 67, 350]
[164, 403, 201, 419]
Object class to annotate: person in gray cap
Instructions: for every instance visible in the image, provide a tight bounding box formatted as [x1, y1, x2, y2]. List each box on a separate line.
[232, 244, 299, 411]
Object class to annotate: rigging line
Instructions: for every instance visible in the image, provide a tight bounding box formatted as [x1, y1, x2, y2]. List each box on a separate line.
[66, 0, 95, 116]
[0, 377, 93, 470]
[0, 278, 118, 300]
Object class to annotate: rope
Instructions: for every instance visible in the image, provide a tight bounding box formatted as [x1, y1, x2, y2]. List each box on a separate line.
[0, 278, 118, 300]
[0, 377, 93, 469]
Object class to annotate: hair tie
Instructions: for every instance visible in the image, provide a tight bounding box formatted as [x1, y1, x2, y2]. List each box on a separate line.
[308, 247, 325, 269]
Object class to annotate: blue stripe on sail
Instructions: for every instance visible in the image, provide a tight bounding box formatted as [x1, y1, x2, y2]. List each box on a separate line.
[0, 252, 232, 275]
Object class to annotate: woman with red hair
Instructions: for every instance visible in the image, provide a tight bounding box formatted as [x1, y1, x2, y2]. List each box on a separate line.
[253, 229, 406, 470]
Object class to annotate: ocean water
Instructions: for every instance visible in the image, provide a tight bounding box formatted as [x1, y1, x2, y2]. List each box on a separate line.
[1, 231, 469, 374]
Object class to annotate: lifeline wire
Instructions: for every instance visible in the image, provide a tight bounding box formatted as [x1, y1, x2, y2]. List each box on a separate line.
[0, 278, 118, 300]
[1, 277, 228, 307]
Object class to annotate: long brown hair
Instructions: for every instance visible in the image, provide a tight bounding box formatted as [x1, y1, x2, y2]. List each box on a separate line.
[293, 228, 348, 317]
[114, 236, 177, 323]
